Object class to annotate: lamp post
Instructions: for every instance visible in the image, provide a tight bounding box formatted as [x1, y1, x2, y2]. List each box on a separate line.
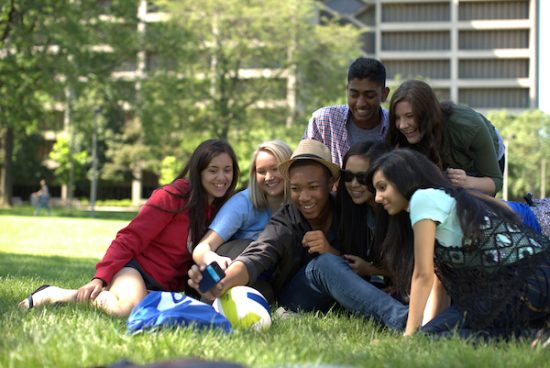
[542, 158, 547, 198]
[503, 137, 509, 201]
[90, 108, 100, 217]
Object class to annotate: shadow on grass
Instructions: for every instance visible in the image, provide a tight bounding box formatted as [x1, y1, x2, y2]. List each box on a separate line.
[0, 251, 96, 282]
[0, 206, 137, 221]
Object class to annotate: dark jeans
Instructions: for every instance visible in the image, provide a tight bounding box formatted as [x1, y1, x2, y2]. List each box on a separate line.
[278, 254, 408, 330]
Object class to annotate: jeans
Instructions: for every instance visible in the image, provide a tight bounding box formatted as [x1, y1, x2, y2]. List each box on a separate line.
[277, 264, 335, 313]
[279, 253, 408, 330]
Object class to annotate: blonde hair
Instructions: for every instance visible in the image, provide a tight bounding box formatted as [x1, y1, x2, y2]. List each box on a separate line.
[249, 140, 292, 209]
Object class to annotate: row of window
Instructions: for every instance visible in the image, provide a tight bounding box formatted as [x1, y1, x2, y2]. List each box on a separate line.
[384, 59, 529, 80]
[325, 0, 531, 25]
[379, 29, 530, 51]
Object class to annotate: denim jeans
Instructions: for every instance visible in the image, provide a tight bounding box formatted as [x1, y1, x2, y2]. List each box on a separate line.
[278, 253, 408, 330]
[277, 264, 335, 313]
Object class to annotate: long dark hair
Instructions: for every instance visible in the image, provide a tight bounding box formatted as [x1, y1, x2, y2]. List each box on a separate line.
[337, 141, 388, 259]
[174, 139, 240, 247]
[385, 80, 450, 169]
[367, 148, 518, 294]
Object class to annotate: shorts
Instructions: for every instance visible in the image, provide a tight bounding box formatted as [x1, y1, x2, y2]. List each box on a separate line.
[124, 259, 165, 291]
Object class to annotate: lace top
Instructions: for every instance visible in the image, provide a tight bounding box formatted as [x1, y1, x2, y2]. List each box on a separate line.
[410, 189, 550, 331]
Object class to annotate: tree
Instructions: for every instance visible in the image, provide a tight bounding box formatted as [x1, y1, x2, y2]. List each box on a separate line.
[117, 0, 361, 183]
[0, 0, 138, 206]
[488, 110, 550, 199]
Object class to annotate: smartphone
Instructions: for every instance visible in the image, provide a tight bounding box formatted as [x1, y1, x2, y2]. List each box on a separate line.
[198, 262, 226, 293]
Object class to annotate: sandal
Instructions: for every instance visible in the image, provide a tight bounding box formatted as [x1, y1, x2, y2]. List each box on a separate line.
[24, 284, 51, 309]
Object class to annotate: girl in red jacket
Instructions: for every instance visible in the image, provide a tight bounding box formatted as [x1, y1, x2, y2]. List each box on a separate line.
[19, 139, 239, 316]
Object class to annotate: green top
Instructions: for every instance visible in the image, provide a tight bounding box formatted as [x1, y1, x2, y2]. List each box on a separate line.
[442, 104, 503, 193]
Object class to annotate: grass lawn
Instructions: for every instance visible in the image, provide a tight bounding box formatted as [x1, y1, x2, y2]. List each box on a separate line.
[1, 210, 549, 367]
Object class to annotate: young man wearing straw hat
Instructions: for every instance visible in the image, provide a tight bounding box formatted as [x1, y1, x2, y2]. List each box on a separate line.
[188, 139, 342, 309]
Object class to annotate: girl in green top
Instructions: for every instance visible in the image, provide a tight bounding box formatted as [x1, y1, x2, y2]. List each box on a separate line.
[385, 79, 503, 196]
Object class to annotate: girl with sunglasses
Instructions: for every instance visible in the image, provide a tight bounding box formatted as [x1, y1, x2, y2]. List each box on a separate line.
[336, 140, 390, 278]
[296, 140, 410, 330]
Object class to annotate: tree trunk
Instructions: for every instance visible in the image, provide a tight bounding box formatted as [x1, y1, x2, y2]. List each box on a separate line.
[0, 126, 14, 207]
[132, 166, 142, 207]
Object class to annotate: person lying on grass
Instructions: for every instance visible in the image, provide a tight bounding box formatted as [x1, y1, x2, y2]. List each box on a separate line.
[19, 139, 239, 317]
[385, 79, 505, 196]
[366, 148, 550, 339]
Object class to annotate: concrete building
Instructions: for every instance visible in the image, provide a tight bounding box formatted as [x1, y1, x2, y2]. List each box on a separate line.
[320, 0, 539, 113]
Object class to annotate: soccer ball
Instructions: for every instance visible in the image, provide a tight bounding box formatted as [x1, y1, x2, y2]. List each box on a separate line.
[212, 286, 271, 331]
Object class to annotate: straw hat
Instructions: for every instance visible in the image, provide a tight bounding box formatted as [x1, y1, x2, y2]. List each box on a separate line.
[278, 139, 340, 180]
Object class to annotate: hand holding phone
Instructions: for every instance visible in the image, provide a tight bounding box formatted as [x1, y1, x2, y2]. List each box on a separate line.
[198, 262, 226, 293]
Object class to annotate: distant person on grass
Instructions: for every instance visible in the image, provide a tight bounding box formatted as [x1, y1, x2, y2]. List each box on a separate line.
[32, 179, 51, 216]
[303, 57, 390, 167]
[19, 139, 239, 317]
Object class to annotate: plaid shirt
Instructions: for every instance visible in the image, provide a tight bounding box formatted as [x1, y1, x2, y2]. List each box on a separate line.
[303, 105, 389, 167]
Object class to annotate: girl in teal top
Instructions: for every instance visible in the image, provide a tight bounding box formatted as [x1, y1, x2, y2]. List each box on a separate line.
[367, 148, 550, 341]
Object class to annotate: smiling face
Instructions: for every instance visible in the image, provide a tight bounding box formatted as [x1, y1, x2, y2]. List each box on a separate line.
[201, 153, 234, 204]
[372, 169, 409, 215]
[343, 155, 373, 206]
[395, 100, 422, 144]
[255, 150, 284, 199]
[347, 78, 389, 129]
[289, 162, 333, 224]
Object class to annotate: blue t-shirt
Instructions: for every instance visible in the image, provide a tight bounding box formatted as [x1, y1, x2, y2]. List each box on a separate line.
[209, 188, 272, 242]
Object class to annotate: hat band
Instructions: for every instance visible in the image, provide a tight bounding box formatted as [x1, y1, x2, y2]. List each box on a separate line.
[292, 153, 324, 161]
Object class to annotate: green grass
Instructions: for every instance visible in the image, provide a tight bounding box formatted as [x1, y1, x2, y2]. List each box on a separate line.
[1, 213, 549, 367]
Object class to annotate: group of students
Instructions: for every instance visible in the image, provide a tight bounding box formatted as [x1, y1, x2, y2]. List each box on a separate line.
[20, 58, 549, 345]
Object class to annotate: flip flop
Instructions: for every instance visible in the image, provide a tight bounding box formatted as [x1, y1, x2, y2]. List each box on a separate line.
[531, 326, 550, 349]
[26, 284, 51, 309]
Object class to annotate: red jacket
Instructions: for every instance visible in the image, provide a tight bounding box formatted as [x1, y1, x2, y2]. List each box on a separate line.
[94, 179, 211, 291]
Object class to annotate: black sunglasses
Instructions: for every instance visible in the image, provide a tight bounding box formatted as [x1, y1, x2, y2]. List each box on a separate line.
[341, 169, 369, 185]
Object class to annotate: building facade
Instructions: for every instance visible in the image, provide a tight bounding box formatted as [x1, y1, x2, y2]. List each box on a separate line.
[320, 0, 539, 112]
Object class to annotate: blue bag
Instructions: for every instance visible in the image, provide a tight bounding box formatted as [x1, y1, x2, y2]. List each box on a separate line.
[126, 291, 232, 334]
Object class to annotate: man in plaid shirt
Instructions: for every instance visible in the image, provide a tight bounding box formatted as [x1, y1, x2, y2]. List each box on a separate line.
[303, 57, 390, 167]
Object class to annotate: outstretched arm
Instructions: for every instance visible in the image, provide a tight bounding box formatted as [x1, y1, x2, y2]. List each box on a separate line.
[188, 260, 250, 301]
[405, 219, 437, 336]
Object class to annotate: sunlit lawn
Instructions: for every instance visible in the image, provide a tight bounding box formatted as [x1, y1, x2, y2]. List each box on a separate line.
[1, 209, 549, 367]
